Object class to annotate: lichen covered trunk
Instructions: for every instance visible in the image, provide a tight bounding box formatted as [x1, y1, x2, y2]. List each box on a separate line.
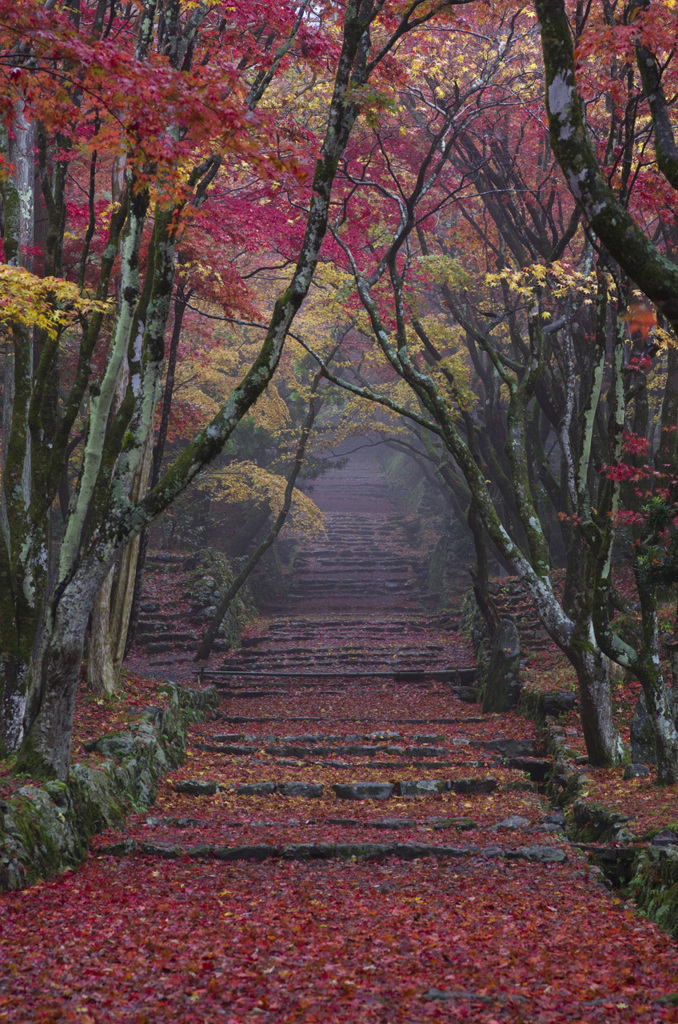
[568, 638, 624, 767]
[640, 674, 678, 785]
[636, 582, 678, 785]
[87, 422, 155, 693]
[86, 568, 119, 697]
[535, 0, 678, 330]
[16, 579, 95, 779]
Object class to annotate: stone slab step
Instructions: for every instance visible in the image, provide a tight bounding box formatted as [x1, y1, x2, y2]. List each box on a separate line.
[97, 839, 568, 865]
[174, 777, 500, 798]
[199, 667, 476, 682]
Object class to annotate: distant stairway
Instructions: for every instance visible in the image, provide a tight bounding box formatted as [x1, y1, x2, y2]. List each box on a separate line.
[280, 511, 427, 613]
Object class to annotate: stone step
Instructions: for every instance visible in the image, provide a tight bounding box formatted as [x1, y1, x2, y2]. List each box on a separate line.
[225, 653, 449, 668]
[146, 553, 187, 565]
[195, 742, 451, 758]
[97, 839, 567, 865]
[282, 585, 421, 595]
[285, 580, 419, 590]
[135, 618, 181, 630]
[235, 642, 444, 655]
[136, 632, 196, 645]
[264, 618, 429, 629]
[172, 776, 501, 798]
[204, 668, 475, 683]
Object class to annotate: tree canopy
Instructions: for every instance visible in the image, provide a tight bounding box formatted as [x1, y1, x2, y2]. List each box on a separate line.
[2, 0, 678, 782]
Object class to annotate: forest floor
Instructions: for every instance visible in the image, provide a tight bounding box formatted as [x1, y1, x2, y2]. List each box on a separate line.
[2, 448, 678, 1022]
[2, 620, 678, 1022]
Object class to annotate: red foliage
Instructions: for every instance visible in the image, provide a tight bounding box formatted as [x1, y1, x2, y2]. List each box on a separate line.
[1, 857, 678, 1022]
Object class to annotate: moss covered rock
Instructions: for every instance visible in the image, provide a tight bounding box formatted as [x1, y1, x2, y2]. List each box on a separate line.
[0, 684, 216, 891]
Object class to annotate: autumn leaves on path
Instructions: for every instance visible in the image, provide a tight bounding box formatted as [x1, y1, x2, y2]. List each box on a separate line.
[3, 616, 678, 1023]
[3, 443, 678, 1023]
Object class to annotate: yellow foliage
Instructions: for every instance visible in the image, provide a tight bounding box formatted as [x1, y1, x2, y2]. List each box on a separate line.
[485, 261, 599, 305]
[415, 254, 471, 290]
[197, 460, 325, 537]
[0, 265, 112, 338]
[180, 344, 291, 434]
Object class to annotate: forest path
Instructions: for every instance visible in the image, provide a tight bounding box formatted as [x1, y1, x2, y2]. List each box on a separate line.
[3, 452, 678, 1022]
[3, 625, 678, 1022]
[267, 440, 431, 615]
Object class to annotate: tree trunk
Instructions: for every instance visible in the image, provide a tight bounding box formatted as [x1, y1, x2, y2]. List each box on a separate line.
[635, 581, 678, 784]
[125, 285, 190, 656]
[87, 425, 155, 693]
[16, 574, 99, 777]
[535, 0, 678, 331]
[640, 675, 678, 785]
[86, 569, 118, 696]
[567, 639, 625, 767]
[110, 426, 155, 663]
[468, 498, 499, 638]
[0, 101, 38, 754]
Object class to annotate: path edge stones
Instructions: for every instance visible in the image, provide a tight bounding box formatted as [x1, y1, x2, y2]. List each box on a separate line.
[527, 695, 678, 943]
[0, 682, 219, 892]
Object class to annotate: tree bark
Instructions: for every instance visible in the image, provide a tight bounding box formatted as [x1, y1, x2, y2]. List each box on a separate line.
[567, 639, 625, 767]
[87, 423, 155, 694]
[125, 284, 190, 656]
[468, 499, 499, 638]
[534, 0, 678, 330]
[87, 570, 118, 696]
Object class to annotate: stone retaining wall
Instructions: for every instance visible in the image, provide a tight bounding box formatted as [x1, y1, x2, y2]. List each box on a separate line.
[0, 683, 219, 891]
[522, 689, 678, 942]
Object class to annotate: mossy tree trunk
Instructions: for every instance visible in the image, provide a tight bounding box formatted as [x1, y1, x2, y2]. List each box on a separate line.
[87, 425, 155, 695]
[534, 0, 678, 331]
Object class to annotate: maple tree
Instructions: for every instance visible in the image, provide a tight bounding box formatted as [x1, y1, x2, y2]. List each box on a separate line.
[280, 0, 678, 781]
[535, 0, 678, 332]
[530, 0, 678, 780]
[0, 0, 474, 781]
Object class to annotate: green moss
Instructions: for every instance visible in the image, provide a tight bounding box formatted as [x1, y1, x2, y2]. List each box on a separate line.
[631, 848, 678, 941]
[0, 683, 216, 892]
[520, 687, 576, 723]
[13, 736, 60, 782]
[569, 799, 630, 843]
[6, 787, 84, 885]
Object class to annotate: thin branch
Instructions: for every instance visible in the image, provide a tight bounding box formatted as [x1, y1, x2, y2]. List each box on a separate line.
[290, 335, 443, 435]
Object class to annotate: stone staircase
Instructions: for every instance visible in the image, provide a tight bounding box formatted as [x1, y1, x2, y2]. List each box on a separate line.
[74, 450, 678, 1022]
[215, 616, 467, 677]
[132, 552, 198, 658]
[271, 440, 431, 616]
[90, 612, 668, 1022]
[127, 442, 438, 678]
[280, 512, 427, 613]
[488, 577, 554, 655]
